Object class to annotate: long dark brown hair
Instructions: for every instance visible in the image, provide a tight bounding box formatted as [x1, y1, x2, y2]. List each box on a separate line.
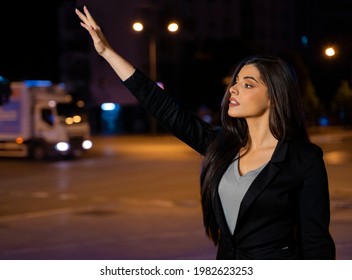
[200, 55, 309, 244]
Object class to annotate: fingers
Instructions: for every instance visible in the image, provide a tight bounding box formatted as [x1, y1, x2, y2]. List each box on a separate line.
[83, 6, 98, 28]
[75, 5, 98, 30]
[75, 8, 88, 24]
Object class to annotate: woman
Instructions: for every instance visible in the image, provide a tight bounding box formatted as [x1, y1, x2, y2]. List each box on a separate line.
[76, 6, 336, 260]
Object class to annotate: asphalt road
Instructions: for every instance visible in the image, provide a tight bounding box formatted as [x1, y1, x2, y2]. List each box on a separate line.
[0, 127, 351, 260]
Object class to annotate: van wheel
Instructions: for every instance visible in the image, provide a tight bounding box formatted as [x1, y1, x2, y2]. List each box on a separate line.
[32, 145, 46, 160]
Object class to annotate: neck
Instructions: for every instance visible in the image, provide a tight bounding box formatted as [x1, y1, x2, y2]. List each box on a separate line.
[245, 116, 277, 151]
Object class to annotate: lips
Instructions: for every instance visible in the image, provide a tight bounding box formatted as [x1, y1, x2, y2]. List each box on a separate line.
[229, 97, 240, 106]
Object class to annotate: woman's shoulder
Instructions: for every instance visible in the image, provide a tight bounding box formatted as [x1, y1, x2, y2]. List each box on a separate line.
[287, 138, 324, 160]
[289, 138, 322, 150]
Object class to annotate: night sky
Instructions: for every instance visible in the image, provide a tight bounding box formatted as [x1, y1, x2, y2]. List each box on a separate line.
[0, 2, 63, 82]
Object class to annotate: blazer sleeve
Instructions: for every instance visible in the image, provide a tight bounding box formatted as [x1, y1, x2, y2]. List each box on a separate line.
[298, 144, 336, 259]
[122, 69, 218, 155]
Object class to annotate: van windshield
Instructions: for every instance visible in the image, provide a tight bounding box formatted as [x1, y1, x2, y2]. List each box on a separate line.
[56, 103, 88, 123]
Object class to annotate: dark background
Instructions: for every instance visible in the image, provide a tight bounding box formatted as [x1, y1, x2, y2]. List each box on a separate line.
[1, 0, 352, 129]
[0, 2, 64, 82]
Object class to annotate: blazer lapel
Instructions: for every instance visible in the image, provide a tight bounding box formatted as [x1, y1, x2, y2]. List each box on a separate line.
[235, 141, 288, 229]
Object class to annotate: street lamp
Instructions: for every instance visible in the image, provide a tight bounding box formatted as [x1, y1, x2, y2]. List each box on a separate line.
[132, 21, 179, 82]
[167, 22, 179, 33]
[132, 20, 179, 133]
[324, 46, 336, 57]
[322, 44, 352, 125]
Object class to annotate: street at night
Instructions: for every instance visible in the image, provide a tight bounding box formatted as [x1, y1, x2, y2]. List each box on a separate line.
[1, 3, 352, 280]
[0, 127, 351, 260]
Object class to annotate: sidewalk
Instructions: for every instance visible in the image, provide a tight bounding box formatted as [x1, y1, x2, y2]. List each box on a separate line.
[309, 126, 352, 260]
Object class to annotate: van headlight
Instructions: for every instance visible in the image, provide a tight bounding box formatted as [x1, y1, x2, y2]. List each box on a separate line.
[55, 142, 70, 152]
[82, 140, 93, 150]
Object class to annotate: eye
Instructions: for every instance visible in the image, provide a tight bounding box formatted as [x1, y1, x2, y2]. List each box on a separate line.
[244, 83, 253, 89]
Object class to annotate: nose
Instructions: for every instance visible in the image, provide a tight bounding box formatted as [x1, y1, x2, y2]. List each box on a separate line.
[229, 85, 239, 95]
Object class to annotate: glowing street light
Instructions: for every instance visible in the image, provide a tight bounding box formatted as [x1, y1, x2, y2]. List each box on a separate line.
[325, 47, 336, 57]
[132, 20, 179, 133]
[132, 22, 144, 32]
[167, 22, 179, 32]
[132, 20, 180, 81]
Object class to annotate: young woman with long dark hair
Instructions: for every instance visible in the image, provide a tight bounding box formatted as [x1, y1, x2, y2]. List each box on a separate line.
[76, 6, 335, 260]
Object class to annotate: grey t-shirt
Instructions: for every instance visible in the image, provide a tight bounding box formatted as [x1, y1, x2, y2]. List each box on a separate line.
[218, 158, 267, 234]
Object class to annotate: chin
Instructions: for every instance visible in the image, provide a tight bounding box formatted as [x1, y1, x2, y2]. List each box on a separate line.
[228, 109, 241, 118]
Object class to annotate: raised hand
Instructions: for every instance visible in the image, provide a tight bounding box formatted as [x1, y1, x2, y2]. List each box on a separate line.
[75, 5, 135, 80]
[75, 6, 111, 56]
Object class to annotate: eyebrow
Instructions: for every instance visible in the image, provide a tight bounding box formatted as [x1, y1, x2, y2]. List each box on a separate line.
[236, 75, 260, 83]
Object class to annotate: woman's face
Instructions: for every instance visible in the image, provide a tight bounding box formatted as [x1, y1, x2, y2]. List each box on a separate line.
[227, 64, 270, 119]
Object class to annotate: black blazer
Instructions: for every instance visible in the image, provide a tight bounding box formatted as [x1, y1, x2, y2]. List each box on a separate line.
[123, 69, 336, 260]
